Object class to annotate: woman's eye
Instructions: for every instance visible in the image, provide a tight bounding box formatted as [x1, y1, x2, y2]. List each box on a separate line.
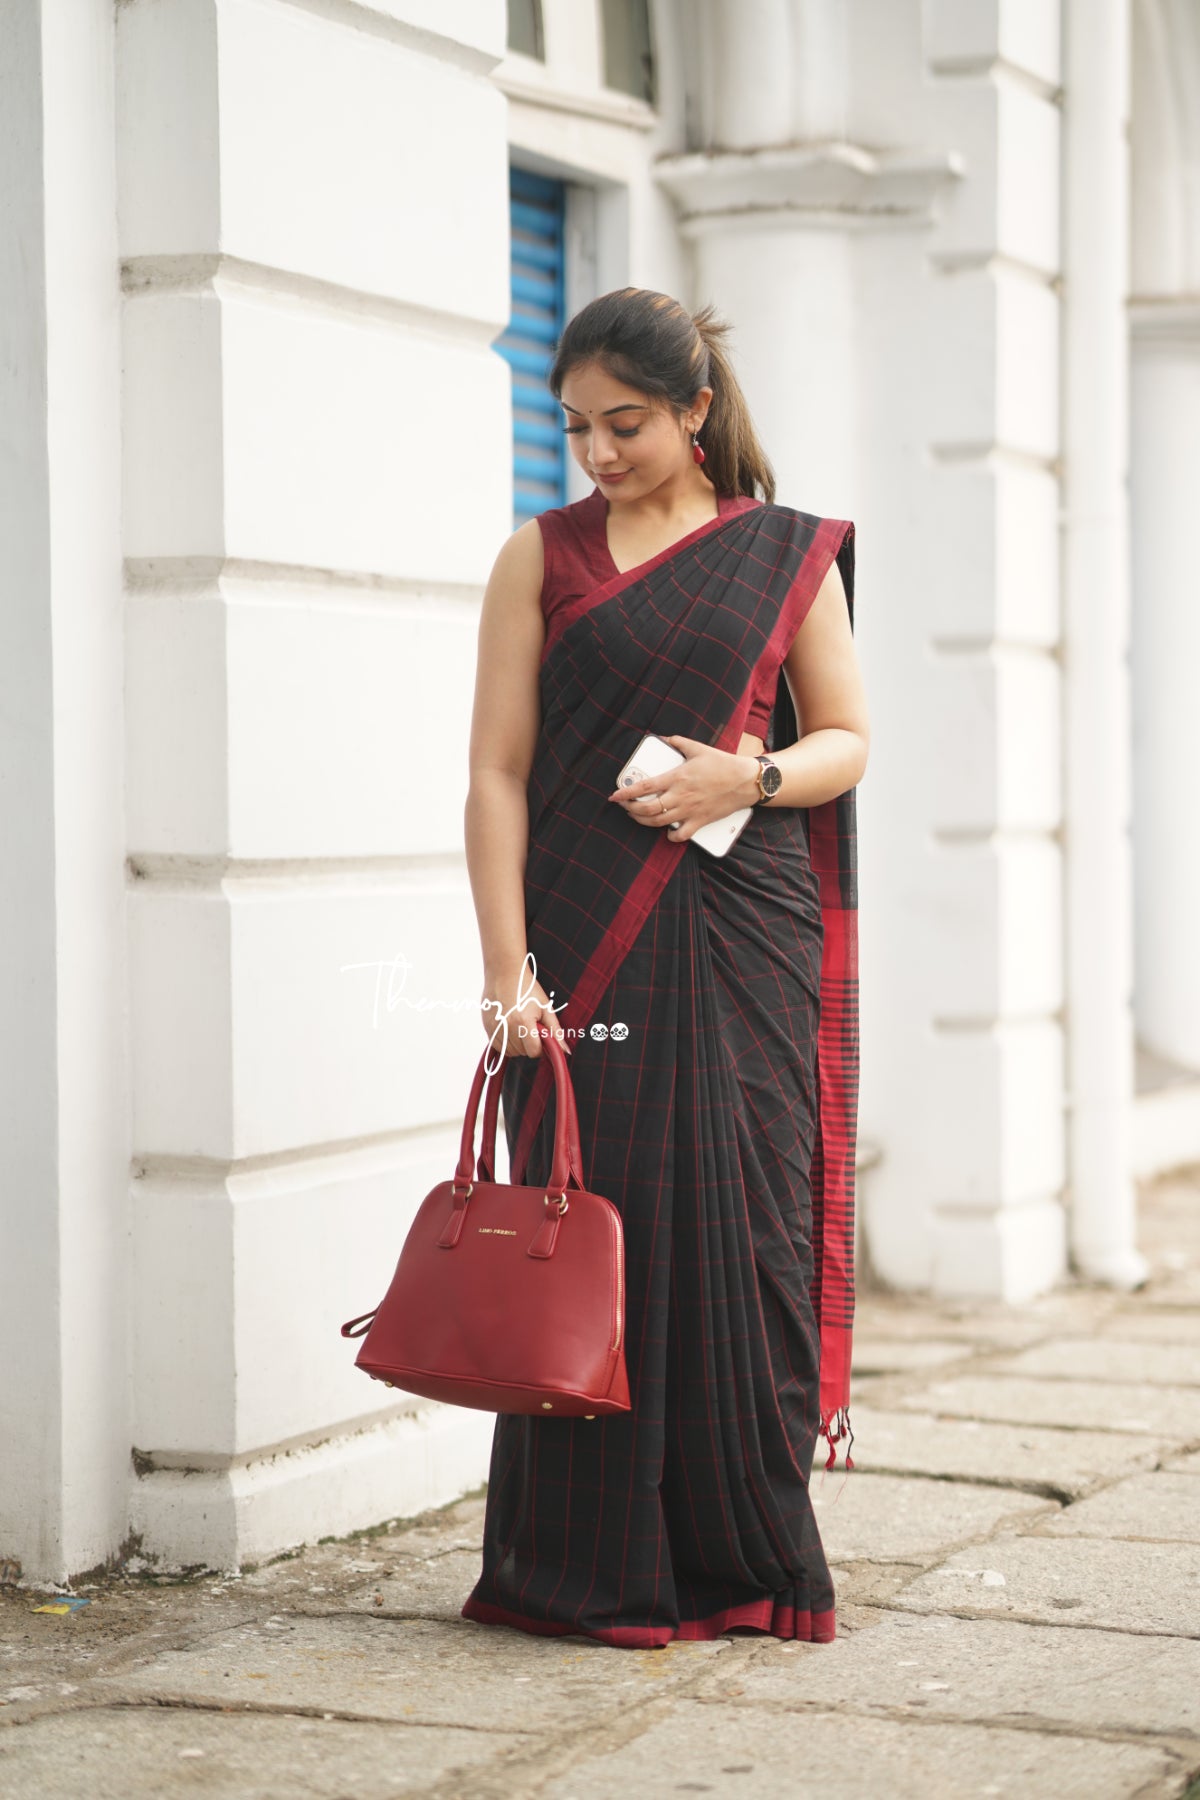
[561, 424, 640, 438]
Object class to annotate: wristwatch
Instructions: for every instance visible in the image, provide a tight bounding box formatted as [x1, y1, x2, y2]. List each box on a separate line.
[754, 754, 783, 803]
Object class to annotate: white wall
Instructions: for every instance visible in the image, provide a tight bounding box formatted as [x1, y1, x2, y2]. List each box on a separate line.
[0, 0, 62, 1586]
[0, 0, 129, 1582]
[118, 0, 513, 1570]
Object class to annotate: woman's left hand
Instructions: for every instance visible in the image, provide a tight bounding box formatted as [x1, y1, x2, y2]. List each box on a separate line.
[607, 734, 759, 842]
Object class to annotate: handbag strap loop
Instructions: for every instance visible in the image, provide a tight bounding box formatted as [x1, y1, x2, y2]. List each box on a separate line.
[340, 1310, 377, 1338]
[455, 1033, 585, 1193]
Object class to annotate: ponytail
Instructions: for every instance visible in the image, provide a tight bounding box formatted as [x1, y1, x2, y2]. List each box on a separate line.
[548, 288, 776, 503]
[690, 303, 775, 504]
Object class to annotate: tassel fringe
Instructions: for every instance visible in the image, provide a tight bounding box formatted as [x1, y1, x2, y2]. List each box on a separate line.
[819, 1406, 856, 1472]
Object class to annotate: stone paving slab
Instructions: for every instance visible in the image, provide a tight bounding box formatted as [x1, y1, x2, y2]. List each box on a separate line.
[688, 1608, 1200, 1739]
[842, 1405, 1168, 1498]
[809, 1470, 1054, 1562]
[316, 1548, 481, 1622]
[1134, 1268, 1200, 1308]
[0, 1501, 494, 1704]
[837, 1373, 891, 1406]
[850, 1338, 974, 1375]
[106, 1613, 730, 1730]
[0, 1704, 519, 1800]
[1030, 1471, 1200, 1543]
[995, 1337, 1200, 1388]
[1105, 1309, 1200, 1345]
[537, 1697, 1177, 1800]
[893, 1373, 1200, 1438]
[852, 1289, 1120, 1350]
[828, 1562, 931, 1612]
[891, 1535, 1200, 1637]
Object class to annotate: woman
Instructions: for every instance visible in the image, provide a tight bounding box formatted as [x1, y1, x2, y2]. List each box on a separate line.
[460, 288, 868, 1649]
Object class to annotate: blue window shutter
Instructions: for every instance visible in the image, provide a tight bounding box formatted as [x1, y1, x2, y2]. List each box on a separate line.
[496, 167, 567, 528]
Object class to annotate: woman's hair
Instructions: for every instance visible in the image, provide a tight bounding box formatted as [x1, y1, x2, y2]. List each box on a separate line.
[547, 287, 776, 503]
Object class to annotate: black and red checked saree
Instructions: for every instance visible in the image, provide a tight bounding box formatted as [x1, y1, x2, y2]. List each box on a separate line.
[461, 493, 858, 1649]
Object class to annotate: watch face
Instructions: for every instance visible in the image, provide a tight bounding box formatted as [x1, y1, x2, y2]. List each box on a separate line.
[760, 760, 783, 798]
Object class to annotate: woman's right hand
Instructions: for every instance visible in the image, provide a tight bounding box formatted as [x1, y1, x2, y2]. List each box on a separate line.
[481, 958, 565, 1060]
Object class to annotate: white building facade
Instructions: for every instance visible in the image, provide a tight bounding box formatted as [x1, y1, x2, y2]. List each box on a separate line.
[2, 0, 1196, 1582]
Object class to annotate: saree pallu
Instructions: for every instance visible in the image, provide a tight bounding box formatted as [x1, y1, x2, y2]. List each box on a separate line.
[461, 503, 858, 1649]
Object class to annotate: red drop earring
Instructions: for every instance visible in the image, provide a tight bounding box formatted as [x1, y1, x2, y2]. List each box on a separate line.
[692, 432, 706, 466]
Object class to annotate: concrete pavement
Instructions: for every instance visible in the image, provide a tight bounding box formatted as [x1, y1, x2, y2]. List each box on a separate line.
[3, 1167, 1199, 1799]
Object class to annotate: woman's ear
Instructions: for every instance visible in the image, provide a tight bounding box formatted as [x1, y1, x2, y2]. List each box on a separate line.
[691, 385, 714, 431]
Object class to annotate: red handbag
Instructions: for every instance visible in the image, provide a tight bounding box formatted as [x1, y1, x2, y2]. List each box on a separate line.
[340, 1033, 631, 1417]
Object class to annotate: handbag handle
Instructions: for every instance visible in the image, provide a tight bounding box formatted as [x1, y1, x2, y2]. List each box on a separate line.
[475, 1040, 586, 1187]
[456, 1033, 586, 1194]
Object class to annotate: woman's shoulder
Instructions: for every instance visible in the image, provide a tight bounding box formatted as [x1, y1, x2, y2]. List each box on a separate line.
[526, 490, 610, 623]
[753, 503, 856, 570]
[533, 488, 605, 545]
[492, 492, 599, 576]
[489, 518, 545, 593]
[756, 500, 854, 532]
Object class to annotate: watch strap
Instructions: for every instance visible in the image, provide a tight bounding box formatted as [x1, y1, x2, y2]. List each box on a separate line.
[754, 753, 778, 803]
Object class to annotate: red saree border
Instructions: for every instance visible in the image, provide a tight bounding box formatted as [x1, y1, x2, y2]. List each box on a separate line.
[461, 1593, 837, 1648]
[675, 1597, 837, 1644]
[812, 879, 856, 1466]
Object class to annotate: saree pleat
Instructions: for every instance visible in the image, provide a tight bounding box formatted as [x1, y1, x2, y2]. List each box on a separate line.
[462, 503, 856, 1649]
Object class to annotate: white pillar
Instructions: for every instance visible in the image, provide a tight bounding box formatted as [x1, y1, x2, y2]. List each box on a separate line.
[1129, 0, 1200, 1077]
[702, 0, 794, 147]
[1132, 310, 1200, 1070]
[789, 0, 849, 140]
[0, 0, 129, 1581]
[1060, 0, 1147, 1287]
[659, 0, 922, 515]
[665, 0, 1071, 1302]
[685, 213, 858, 516]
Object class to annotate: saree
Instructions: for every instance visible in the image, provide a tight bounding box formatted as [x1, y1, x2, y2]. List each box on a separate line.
[461, 500, 858, 1648]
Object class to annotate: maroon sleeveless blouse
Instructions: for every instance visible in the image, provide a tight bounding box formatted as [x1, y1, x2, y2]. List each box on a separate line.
[536, 487, 779, 735]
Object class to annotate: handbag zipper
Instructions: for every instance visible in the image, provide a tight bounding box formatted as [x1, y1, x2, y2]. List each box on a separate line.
[611, 1217, 624, 1353]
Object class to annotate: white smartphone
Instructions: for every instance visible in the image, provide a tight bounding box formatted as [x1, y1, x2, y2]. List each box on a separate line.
[615, 733, 754, 859]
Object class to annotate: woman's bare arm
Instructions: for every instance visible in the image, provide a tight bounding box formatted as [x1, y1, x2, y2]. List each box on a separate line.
[767, 553, 869, 805]
[464, 521, 563, 1058]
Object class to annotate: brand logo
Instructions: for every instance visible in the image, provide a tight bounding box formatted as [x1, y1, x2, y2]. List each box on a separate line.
[477, 1227, 517, 1237]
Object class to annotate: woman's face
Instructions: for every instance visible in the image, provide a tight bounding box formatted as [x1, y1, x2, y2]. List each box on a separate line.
[557, 361, 711, 502]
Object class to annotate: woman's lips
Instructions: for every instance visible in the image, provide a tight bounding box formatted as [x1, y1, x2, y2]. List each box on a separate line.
[594, 470, 631, 483]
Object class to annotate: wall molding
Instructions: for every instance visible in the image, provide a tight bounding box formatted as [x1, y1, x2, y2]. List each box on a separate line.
[656, 140, 964, 231]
